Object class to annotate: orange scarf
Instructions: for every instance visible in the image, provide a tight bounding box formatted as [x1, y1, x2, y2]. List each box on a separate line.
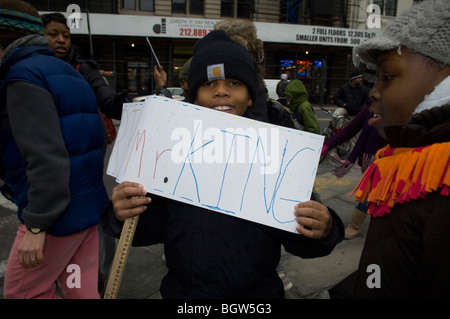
[350, 142, 450, 217]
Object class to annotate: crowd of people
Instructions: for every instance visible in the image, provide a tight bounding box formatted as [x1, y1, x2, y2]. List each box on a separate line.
[0, 0, 449, 299]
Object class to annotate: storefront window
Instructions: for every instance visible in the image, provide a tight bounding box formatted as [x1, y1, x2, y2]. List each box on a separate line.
[29, 0, 116, 13]
[127, 62, 150, 95]
[140, 0, 154, 11]
[123, 0, 136, 10]
[221, 0, 253, 18]
[190, 0, 204, 15]
[173, 0, 186, 13]
[384, 0, 397, 16]
[373, 0, 397, 16]
[221, 0, 234, 17]
[237, 0, 253, 19]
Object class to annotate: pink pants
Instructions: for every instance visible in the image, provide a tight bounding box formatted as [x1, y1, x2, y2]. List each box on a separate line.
[4, 224, 100, 299]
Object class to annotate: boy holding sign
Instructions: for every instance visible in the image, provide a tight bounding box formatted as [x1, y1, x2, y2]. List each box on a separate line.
[102, 30, 344, 298]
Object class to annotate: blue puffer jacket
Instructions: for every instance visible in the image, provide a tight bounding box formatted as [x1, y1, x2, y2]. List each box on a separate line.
[0, 44, 109, 236]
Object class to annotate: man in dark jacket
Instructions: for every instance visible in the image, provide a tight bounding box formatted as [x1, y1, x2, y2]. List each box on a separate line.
[333, 70, 370, 116]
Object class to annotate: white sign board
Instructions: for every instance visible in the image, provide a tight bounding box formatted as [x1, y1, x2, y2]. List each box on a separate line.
[108, 96, 324, 234]
[255, 22, 379, 47]
[45, 11, 381, 47]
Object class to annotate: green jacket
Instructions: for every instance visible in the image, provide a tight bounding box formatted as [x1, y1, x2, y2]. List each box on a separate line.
[284, 79, 319, 134]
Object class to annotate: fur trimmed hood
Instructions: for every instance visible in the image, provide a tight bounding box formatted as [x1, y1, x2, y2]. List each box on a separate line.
[214, 19, 264, 64]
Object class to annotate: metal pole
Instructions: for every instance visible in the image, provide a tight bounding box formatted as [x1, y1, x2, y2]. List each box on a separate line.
[113, 40, 117, 88]
[86, 10, 94, 59]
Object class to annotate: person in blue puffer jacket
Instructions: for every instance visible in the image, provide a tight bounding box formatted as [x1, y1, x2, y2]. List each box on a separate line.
[0, 0, 109, 298]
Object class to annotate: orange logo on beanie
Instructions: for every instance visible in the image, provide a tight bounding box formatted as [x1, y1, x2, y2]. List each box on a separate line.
[207, 64, 225, 81]
[212, 66, 222, 77]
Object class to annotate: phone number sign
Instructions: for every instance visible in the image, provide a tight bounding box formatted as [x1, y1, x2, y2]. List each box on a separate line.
[154, 18, 217, 38]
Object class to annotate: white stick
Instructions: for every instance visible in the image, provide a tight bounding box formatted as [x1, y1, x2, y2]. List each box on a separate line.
[146, 37, 161, 67]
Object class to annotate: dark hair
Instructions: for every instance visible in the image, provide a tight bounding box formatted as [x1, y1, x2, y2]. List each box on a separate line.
[41, 12, 67, 28]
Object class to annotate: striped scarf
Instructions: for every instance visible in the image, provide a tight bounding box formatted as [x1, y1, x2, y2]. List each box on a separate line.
[0, 7, 43, 35]
[351, 142, 450, 217]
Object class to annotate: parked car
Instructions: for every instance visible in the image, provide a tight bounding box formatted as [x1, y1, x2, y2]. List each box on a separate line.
[133, 87, 185, 102]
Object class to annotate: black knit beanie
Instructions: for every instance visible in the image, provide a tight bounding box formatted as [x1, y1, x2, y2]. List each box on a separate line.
[0, 0, 43, 36]
[350, 69, 362, 80]
[188, 30, 258, 105]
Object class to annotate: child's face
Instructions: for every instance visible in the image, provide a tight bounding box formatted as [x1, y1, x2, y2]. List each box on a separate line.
[369, 47, 450, 129]
[195, 79, 252, 116]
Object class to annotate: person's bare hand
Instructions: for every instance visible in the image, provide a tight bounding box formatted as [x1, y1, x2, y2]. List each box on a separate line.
[18, 231, 46, 268]
[111, 181, 151, 222]
[154, 65, 167, 88]
[294, 200, 332, 239]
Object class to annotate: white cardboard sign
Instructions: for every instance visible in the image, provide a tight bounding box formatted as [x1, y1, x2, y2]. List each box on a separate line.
[107, 96, 324, 234]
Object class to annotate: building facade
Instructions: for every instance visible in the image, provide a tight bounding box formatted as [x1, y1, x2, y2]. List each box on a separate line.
[30, 0, 415, 103]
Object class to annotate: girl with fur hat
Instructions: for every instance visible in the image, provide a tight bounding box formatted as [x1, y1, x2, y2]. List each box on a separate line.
[102, 30, 344, 299]
[330, 0, 450, 298]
